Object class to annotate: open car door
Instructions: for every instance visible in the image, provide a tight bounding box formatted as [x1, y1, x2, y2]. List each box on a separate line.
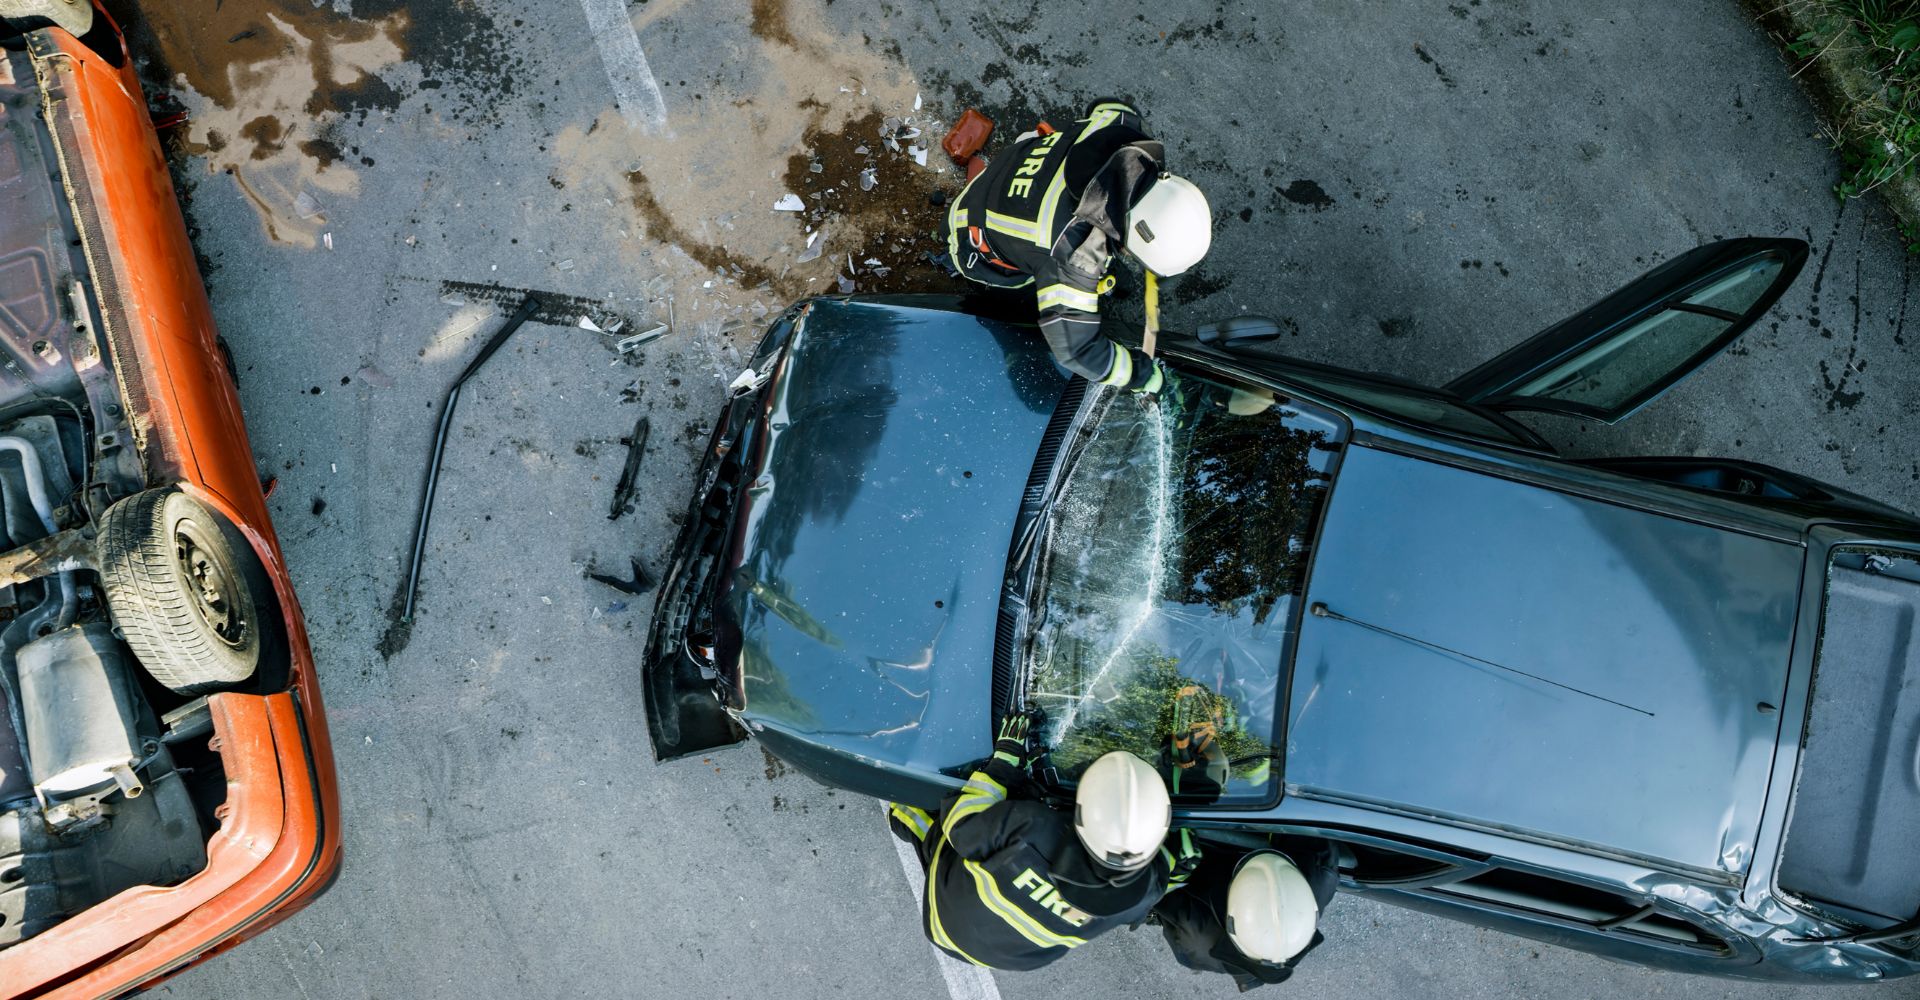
[1445, 238, 1808, 423]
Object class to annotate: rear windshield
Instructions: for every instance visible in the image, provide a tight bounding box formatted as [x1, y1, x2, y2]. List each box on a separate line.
[1026, 368, 1345, 804]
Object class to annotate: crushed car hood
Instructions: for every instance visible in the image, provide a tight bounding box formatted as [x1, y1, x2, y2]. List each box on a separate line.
[720, 298, 1065, 776]
[1286, 444, 1803, 877]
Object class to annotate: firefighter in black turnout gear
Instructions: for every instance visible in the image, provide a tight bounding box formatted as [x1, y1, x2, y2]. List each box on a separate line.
[1149, 837, 1338, 991]
[945, 100, 1213, 393]
[888, 712, 1200, 971]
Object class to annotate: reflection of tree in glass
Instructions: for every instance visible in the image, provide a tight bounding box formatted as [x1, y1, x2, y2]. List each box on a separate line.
[1048, 655, 1271, 789]
[1167, 409, 1331, 625]
[756, 311, 904, 569]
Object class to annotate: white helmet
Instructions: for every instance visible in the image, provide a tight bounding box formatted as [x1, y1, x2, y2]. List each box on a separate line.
[1125, 173, 1212, 277]
[1226, 852, 1320, 964]
[1074, 752, 1171, 871]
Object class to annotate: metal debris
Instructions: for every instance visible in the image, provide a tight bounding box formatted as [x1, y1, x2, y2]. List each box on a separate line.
[617, 324, 669, 352]
[579, 315, 605, 333]
[914, 92, 923, 111]
[588, 559, 655, 595]
[293, 190, 324, 220]
[606, 416, 650, 520]
[859, 167, 878, 191]
[322, 232, 334, 251]
[836, 273, 856, 294]
[399, 295, 543, 625]
[912, 146, 929, 167]
[773, 193, 805, 212]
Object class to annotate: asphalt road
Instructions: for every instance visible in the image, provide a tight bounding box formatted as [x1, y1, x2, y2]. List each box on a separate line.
[101, 0, 1920, 997]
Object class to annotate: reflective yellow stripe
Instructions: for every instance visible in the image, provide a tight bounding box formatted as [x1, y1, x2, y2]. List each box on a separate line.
[891, 803, 932, 840]
[1098, 342, 1133, 386]
[1036, 283, 1099, 313]
[963, 859, 1087, 949]
[941, 772, 1007, 839]
[927, 838, 990, 966]
[984, 210, 1042, 242]
[1088, 101, 1134, 117]
[950, 170, 982, 251]
[1030, 109, 1121, 248]
[1080, 108, 1122, 140]
[1033, 167, 1071, 248]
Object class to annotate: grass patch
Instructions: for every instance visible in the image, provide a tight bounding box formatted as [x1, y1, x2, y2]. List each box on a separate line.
[1778, 1, 1920, 209]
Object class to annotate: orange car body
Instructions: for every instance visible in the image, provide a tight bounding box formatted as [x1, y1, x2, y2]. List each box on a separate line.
[0, 10, 340, 999]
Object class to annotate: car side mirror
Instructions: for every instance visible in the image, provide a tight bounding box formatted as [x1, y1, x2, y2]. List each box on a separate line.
[1196, 315, 1284, 347]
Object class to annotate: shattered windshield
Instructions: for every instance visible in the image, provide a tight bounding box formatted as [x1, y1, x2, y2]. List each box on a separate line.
[1027, 366, 1345, 805]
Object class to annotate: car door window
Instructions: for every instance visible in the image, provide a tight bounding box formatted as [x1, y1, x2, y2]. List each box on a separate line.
[1446, 238, 1807, 423]
[1507, 258, 1785, 413]
[1276, 369, 1545, 449]
[1335, 840, 1472, 887]
[1427, 867, 1731, 954]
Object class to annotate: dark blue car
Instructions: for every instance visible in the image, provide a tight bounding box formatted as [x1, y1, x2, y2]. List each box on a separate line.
[645, 237, 1920, 982]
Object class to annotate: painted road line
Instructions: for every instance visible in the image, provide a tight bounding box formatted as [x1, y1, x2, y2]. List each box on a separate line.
[888, 813, 1003, 1000]
[575, 0, 669, 134]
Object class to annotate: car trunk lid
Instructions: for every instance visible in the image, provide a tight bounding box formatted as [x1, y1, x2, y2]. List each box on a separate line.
[1777, 550, 1920, 924]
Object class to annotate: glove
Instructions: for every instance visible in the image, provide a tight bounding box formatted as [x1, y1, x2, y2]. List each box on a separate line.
[993, 710, 1040, 767]
[1170, 829, 1202, 880]
[1131, 358, 1165, 396]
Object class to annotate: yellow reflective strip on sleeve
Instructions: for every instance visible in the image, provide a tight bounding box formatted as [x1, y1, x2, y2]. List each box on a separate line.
[926, 839, 991, 966]
[983, 210, 1043, 242]
[1099, 342, 1133, 387]
[1036, 283, 1099, 313]
[963, 859, 1087, 949]
[1088, 101, 1134, 116]
[940, 772, 1008, 838]
[891, 803, 933, 840]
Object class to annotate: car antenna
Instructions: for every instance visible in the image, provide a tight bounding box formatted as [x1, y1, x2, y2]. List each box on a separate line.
[399, 295, 542, 625]
[1308, 602, 1655, 718]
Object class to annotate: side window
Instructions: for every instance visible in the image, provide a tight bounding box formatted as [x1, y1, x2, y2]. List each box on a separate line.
[1427, 867, 1731, 955]
[1279, 370, 1543, 449]
[1327, 836, 1481, 888]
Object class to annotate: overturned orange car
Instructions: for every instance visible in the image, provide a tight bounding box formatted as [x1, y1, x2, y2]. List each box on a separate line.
[0, 4, 340, 997]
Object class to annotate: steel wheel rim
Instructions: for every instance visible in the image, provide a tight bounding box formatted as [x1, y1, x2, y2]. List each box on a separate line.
[174, 521, 252, 650]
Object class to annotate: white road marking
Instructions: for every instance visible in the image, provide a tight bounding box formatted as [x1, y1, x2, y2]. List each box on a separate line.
[575, 0, 669, 134]
[888, 815, 1004, 1000]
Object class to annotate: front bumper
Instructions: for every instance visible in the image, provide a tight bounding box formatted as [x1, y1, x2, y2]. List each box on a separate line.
[641, 305, 804, 761]
[1, 691, 336, 999]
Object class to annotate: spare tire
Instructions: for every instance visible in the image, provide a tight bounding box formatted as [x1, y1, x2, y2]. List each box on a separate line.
[97, 489, 271, 693]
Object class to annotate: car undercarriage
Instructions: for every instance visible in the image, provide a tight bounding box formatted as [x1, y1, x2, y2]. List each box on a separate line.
[0, 31, 278, 954]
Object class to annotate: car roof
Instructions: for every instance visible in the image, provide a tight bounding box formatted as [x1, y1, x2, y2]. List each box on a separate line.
[1283, 442, 1804, 878]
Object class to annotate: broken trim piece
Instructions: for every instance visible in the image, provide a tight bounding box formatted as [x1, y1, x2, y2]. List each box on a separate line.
[398, 295, 541, 624]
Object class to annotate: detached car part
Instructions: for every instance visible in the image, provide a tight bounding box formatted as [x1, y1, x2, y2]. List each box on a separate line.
[400, 294, 541, 623]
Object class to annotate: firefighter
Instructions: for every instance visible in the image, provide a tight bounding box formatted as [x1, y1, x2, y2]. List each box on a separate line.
[943, 99, 1212, 394]
[1148, 837, 1337, 991]
[888, 712, 1200, 971]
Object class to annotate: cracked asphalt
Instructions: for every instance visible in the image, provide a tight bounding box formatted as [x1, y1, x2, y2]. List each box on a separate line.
[97, 0, 1920, 997]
